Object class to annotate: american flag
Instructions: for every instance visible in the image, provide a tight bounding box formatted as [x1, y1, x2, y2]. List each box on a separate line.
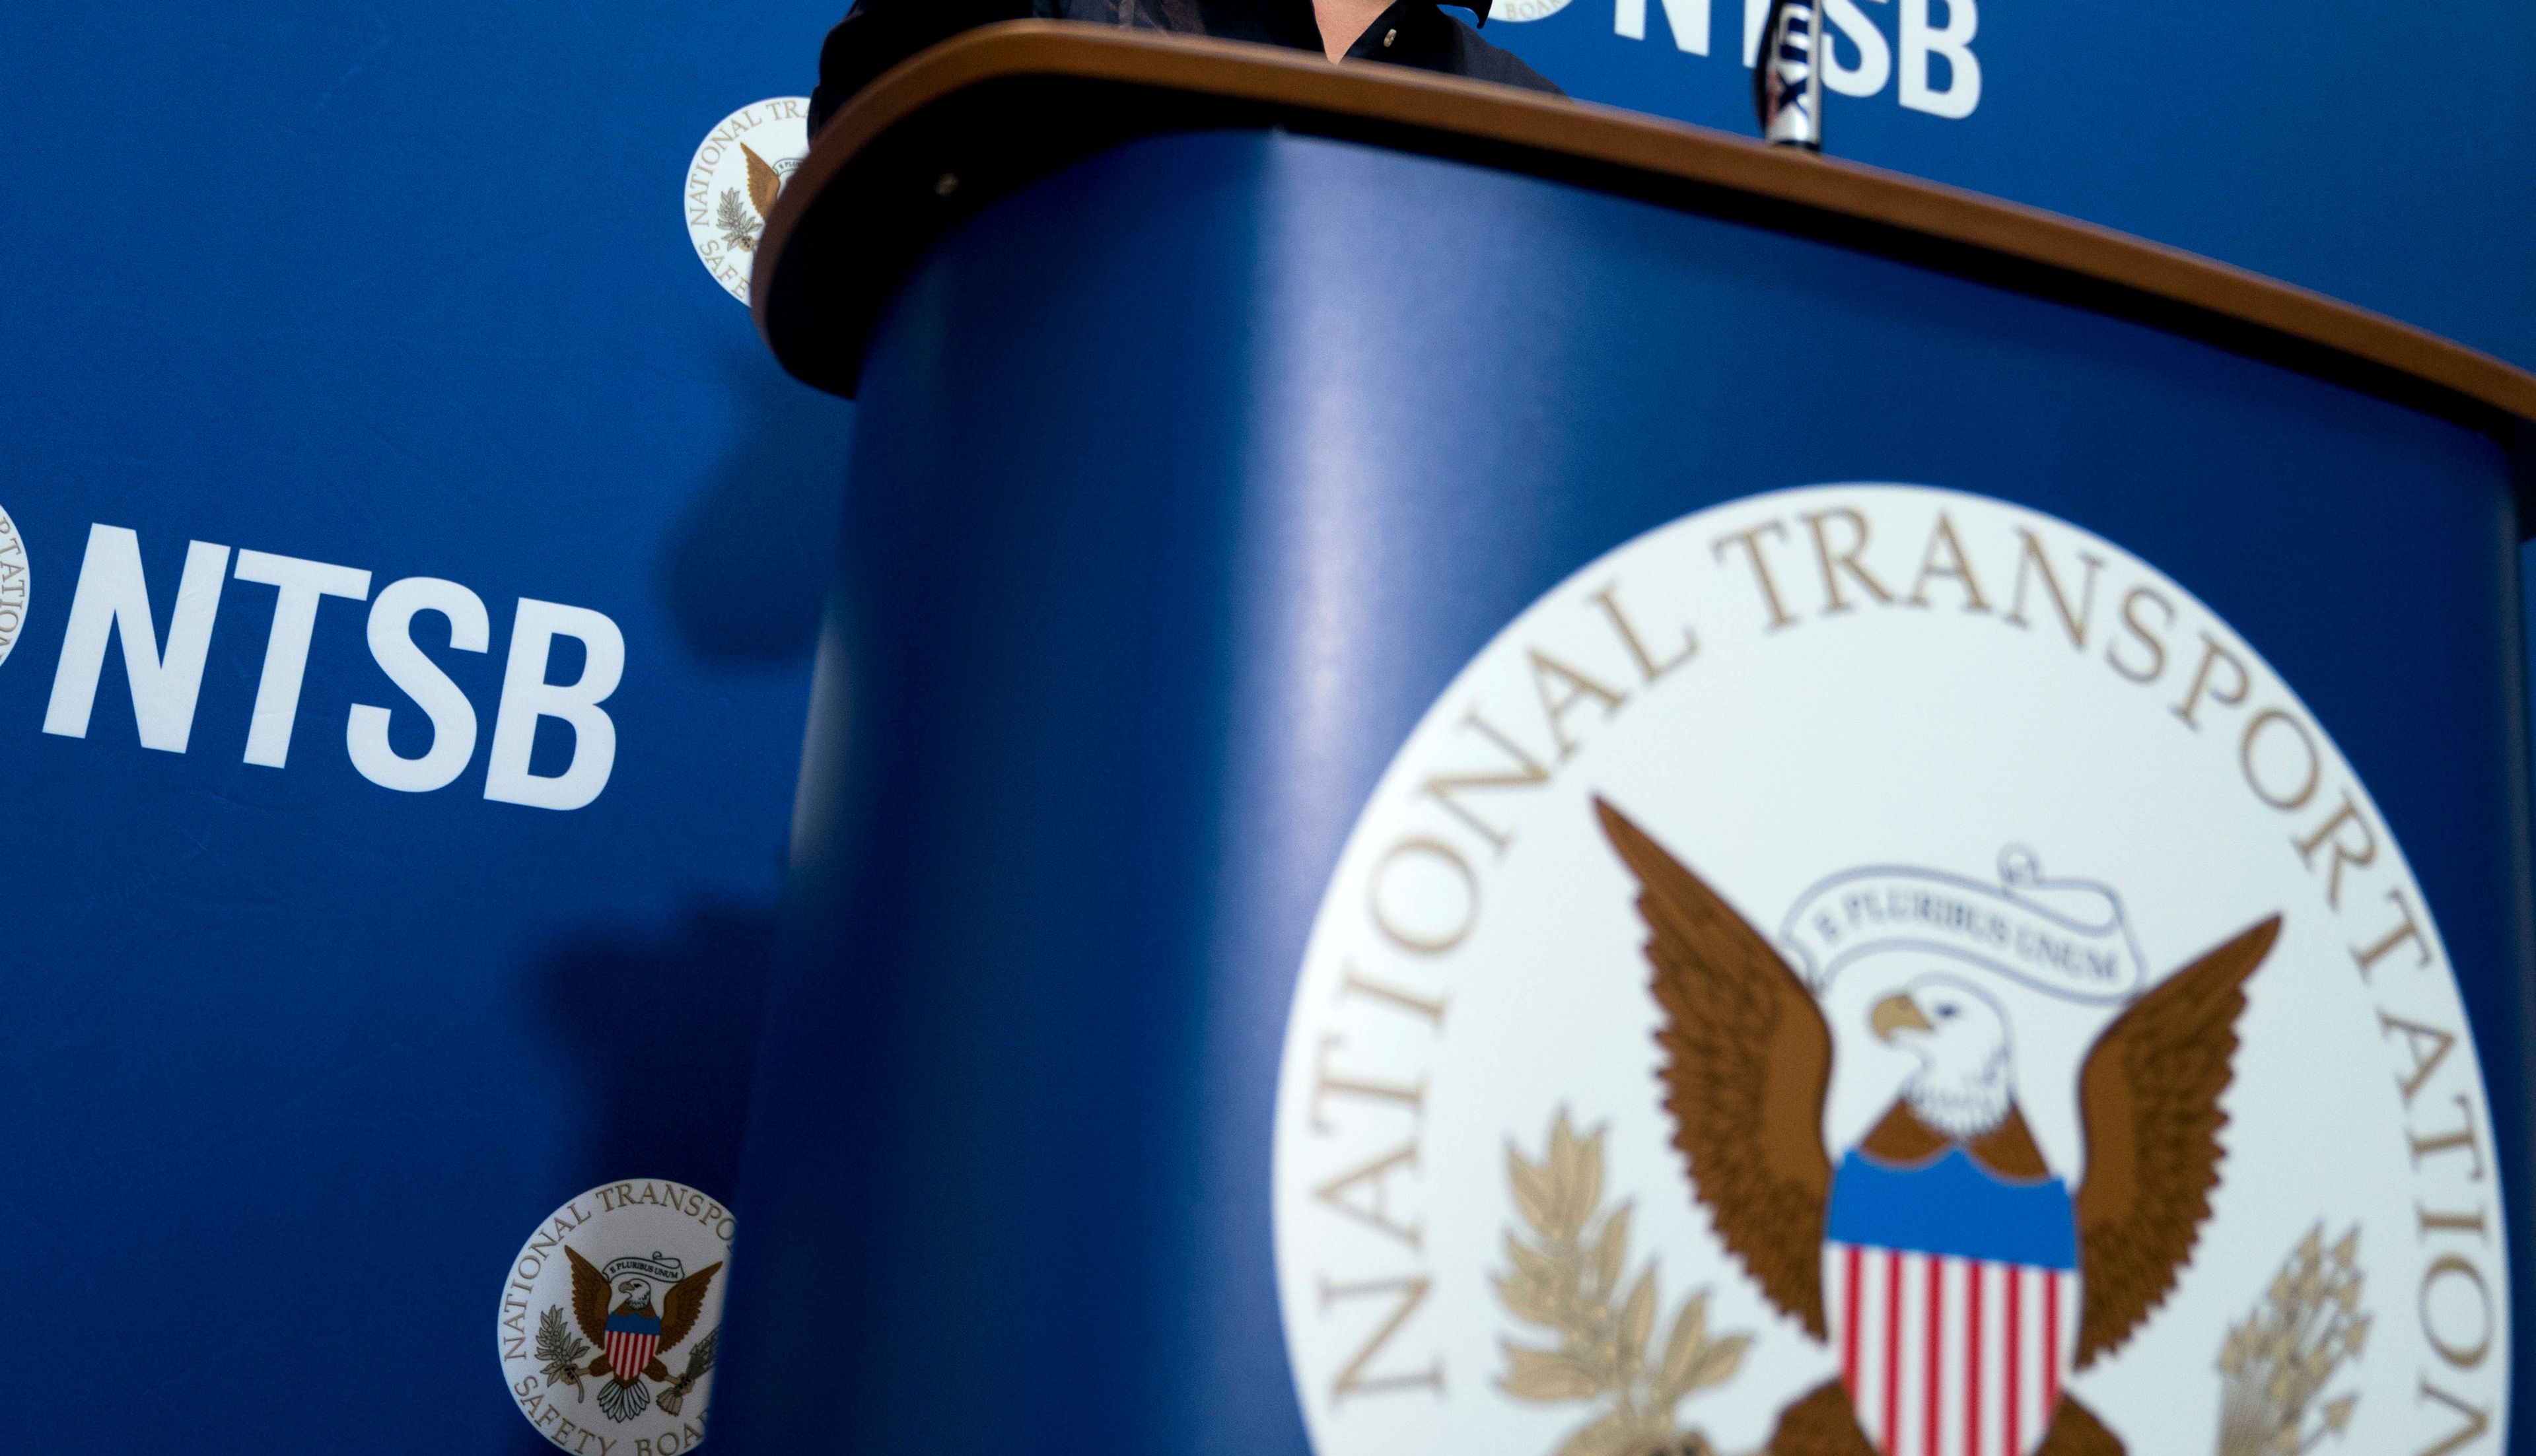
[1823, 1242, 2078, 1456]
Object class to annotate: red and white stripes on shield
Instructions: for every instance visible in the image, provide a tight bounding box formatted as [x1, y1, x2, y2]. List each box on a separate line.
[605, 1327, 660, 1382]
[1823, 1242, 2078, 1456]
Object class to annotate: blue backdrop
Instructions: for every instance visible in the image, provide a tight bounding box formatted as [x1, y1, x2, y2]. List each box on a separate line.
[1, 1, 848, 1449]
[1480, 0, 2536, 373]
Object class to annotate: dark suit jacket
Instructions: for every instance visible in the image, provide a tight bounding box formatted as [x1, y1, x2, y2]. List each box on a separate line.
[808, 0, 1559, 135]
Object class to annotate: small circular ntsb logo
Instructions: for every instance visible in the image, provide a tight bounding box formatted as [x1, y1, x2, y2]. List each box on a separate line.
[499, 1179, 735, 1453]
[685, 99, 811, 305]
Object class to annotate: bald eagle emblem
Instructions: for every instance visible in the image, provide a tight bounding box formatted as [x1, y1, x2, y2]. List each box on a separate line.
[1594, 798, 2281, 1456]
[560, 1247, 723, 1424]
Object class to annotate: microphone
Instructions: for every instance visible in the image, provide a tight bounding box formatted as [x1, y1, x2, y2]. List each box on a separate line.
[1753, 0, 1824, 151]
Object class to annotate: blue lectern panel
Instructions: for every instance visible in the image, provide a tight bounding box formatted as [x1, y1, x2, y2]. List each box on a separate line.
[727, 129, 2530, 1455]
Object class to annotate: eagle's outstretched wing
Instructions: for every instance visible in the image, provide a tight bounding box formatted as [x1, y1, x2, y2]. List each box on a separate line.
[2072, 915, 2279, 1369]
[742, 143, 783, 219]
[1596, 798, 1836, 1338]
[565, 1245, 612, 1346]
[656, 1261, 724, 1354]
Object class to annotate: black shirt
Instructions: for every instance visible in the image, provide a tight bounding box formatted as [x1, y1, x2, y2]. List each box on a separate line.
[1320, 0, 1558, 94]
[808, 0, 1560, 136]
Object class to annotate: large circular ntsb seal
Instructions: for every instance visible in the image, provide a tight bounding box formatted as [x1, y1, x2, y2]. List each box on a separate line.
[499, 1179, 735, 1453]
[1272, 484, 2508, 1456]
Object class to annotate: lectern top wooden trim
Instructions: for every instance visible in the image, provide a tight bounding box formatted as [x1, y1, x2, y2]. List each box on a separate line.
[754, 19, 2536, 438]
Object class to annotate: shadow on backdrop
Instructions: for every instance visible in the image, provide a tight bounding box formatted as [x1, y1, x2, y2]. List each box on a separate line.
[500, 342, 845, 1448]
[534, 900, 777, 1205]
[666, 338, 855, 664]
[511, 899, 778, 1453]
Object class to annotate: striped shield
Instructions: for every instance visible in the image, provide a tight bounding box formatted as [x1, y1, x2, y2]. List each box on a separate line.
[1821, 1147, 2078, 1456]
[604, 1309, 663, 1383]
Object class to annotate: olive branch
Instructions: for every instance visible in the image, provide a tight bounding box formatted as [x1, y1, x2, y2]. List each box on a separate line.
[1496, 1109, 1753, 1456]
[717, 189, 761, 251]
[2217, 1223, 2368, 1456]
[536, 1305, 594, 1401]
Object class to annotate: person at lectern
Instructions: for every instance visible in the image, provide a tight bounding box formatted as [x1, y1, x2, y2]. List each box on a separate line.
[808, 0, 1559, 134]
